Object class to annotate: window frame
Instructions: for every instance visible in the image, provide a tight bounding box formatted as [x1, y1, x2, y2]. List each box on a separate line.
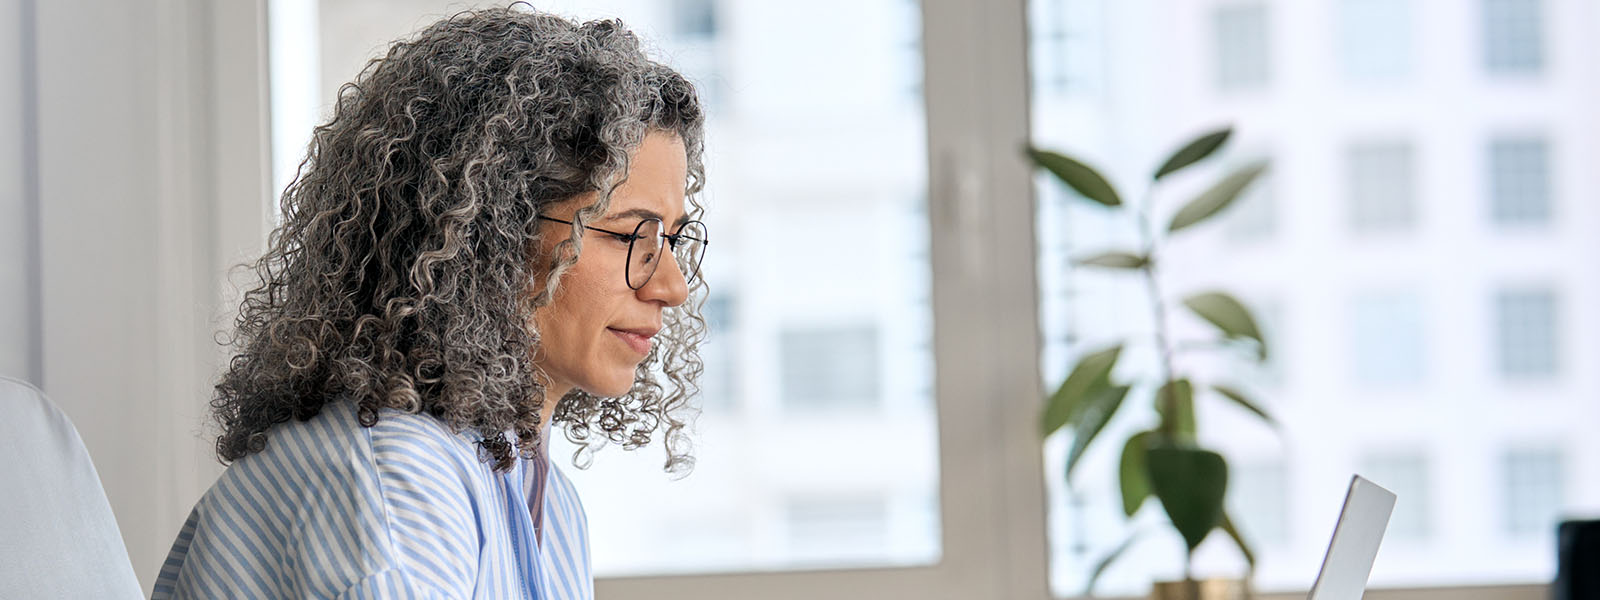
[595, 0, 1048, 597]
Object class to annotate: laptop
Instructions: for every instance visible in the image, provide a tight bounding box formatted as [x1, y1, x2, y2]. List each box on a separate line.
[1307, 475, 1398, 600]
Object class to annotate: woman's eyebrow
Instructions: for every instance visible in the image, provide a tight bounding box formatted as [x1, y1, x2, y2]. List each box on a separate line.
[601, 207, 692, 227]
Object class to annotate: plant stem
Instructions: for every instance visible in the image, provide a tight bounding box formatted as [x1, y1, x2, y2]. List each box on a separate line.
[1135, 191, 1179, 442]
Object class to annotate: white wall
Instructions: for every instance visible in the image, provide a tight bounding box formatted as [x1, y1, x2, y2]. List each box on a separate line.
[10, 0, 272, 591]
[1, 0, 32, 379]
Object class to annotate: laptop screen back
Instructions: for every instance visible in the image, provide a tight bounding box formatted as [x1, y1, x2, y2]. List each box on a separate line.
[1307, 475, 1397, 600]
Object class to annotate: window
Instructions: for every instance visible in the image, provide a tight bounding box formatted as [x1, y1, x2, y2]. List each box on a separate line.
[670, 0, 717, 39]
[1347, 141, 1418, 232]
[1229, 460, 1291, 546]
[1029, 0, 1598, 592]
[1489, 136, 1552, 226]
[1503, 448, 1564, 538]
[273, 0, 952, 588]
[699, 294, 736, 412]
[1214, 3, 1271, 90]
[1227, 297, 1286, 388]
[1338, 0, 1413, 82]
[1029, 0, 1105, 96]
[1224, 169, 1276, 241]
[1494, 288, 1558, 378]
[661, 0, 723, 108]
[780, 325, 880, 410]
[1349, 291, 1426, 385]
[1483, 0, 1545, 74]
[1359, 451, 1431, 542]
[893, 0, 924, 102]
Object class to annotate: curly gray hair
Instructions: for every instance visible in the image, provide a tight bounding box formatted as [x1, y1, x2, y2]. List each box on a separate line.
[213, 5, 706, 473]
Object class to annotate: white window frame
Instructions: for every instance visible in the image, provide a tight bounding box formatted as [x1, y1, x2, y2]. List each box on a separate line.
[598, 0, 1048, 597]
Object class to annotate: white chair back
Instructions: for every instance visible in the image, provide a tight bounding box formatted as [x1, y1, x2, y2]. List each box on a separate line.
[0, 375, 143, 598]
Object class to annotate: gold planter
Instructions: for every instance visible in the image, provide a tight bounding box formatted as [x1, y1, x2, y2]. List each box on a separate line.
[1148, 578, 1251, 600]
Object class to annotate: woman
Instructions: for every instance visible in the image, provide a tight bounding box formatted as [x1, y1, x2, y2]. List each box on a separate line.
[152, 7, 708, 598]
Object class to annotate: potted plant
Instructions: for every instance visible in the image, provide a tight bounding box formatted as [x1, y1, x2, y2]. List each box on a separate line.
[1025, 126, 1275, 599]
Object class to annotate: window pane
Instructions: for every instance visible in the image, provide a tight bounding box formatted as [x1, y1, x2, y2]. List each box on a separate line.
[780, 325, 880, 410]
[1030, 0, 1595, 595]
[1484, 0, 1545, 74]
[1359, 451, 1432, 542]
[1229, 460, 1290, 547]
[1490, 136, 1552, 226]
[1349, 291, 1426, 385]
[1339, 0, 1413, 82]
[272, 0, 940, 577]
[1503, 449, 1564, 538]
[1214, 3, 1270, 90]
[1347, 141, 1418, 233]
[1494, 288, 1558, 378]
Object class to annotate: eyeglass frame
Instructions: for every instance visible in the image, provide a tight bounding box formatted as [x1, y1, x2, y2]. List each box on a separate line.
[536, 215, 708, 290]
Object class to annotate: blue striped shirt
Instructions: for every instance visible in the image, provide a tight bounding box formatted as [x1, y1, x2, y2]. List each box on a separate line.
[151, 401, 593, 599]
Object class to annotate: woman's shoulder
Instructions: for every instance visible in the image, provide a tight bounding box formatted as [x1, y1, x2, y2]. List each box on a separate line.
[162, 401, 493, 597]
[233, 400, 487, 478]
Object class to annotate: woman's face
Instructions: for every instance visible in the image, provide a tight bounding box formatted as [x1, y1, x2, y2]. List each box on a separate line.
[532, 130, 692, 400]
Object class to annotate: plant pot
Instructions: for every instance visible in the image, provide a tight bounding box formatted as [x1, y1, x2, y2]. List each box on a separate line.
[1148, 578, 1251, 600]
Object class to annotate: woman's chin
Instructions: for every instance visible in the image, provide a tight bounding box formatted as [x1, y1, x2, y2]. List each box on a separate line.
[582, 377, 635, 398]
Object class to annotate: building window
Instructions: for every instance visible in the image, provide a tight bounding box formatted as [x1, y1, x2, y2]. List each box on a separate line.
[1483, 0, 1545, 74]
[1346, 141, 1418, 232]
[1350, 291, 1426, 385]
[1360, 451, 1432, 542]
[785, 494, 889, 563]
[1503, 449, 1564, 538]
[895, 0, 925, 102]
[1494, 288, 1558, 378]
[780, 325, 880, 410]
[1489, 136, 1552, 226]
[1214, 3, 1271, 90]
[1224, 169, 1276, 242]
[671, 0, 718, 40]
[665, 0, 723, 108]
[1230, 460, 1290, 546]
[700, 294, 736, 412]
[1338, 0, 1413, 82]
[1030, 0, 1105, 96]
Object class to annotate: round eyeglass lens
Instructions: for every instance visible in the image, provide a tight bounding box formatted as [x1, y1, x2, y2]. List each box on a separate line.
[626, 219, 663, 289]
[672, 221, 707, 284]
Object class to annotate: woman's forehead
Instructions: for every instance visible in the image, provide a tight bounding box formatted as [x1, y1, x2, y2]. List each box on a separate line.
[601, 132, 689, 222]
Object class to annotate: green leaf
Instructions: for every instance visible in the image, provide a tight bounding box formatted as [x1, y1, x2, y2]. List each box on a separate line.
[1073, 251, 1149, 270]
[1212, 384, 1277, 429]
[1182, 292, 1267, 360]
[1025, 147, 1123, 208]
[1118, 431, 1155, 517]
[1154, 127, 1233, 181]
[1155, 379, 1196, 440]
[1166, 160, 1269, 233]
[1084, 530, 1144, 597]
[1065, 385, 1131, 480]
[1147, 445, 1228, 552]
[1040, 345, 1122, 436]
[1219, 511, 1257, 573]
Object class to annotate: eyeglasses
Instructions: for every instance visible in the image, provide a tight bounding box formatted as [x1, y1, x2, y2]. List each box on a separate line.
[538, 215, 708, 290]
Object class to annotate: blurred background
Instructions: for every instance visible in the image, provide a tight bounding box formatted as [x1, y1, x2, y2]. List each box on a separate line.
[2, 0, 1596, 598]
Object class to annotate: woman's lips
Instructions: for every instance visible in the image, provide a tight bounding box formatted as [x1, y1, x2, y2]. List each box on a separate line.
[609, 328, 652, 355]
